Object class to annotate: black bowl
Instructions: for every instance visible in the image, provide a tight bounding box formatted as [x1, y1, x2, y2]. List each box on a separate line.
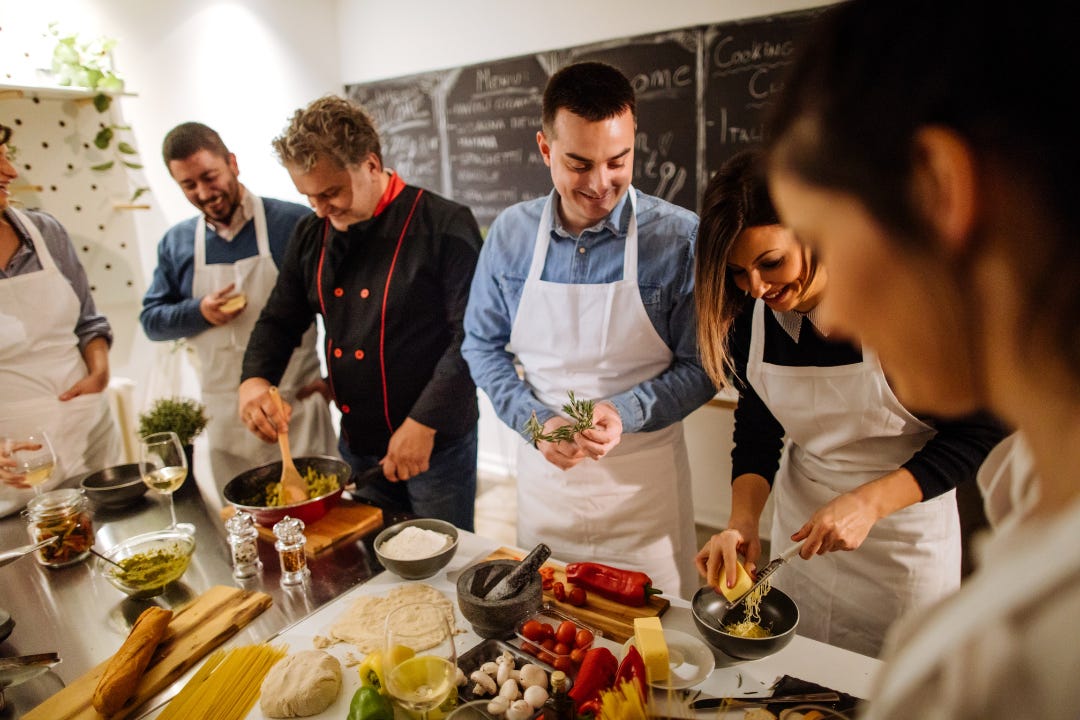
[79, 464, 148, 509]
[691, 585, 799, 661]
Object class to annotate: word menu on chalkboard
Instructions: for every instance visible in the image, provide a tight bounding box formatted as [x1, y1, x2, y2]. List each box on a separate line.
[345, 7, 828, 231]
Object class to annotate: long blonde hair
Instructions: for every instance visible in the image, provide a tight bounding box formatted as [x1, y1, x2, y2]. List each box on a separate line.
[696, 149, 816, 387]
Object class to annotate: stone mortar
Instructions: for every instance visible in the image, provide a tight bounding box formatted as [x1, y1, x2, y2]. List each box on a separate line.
[456, 559, 542, 639]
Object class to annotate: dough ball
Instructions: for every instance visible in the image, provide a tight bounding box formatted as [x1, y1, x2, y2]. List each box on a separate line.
[259, 650, 342, 717]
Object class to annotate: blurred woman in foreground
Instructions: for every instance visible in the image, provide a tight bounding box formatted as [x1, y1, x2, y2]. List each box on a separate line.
[764, 0, 1080, 717]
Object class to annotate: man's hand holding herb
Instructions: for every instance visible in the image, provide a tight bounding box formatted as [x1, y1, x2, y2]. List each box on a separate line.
[536, 416, 588, 470]
[575, 402, 622, 460]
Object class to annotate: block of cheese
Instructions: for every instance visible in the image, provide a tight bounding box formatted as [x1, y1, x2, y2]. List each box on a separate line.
[220, 293, 247, 313]
[717, 559, 754, 602]
[633, 616, 669, 682]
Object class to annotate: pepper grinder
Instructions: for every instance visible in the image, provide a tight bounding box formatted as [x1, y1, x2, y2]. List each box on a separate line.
[272, 515, 309, 586]
[225, 510, 262, 579]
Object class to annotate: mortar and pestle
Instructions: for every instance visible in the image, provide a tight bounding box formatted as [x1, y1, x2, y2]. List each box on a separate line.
[456, 543, 549, 639]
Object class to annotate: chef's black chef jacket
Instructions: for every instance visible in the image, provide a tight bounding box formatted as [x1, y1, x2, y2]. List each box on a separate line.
[242, 177, 482, 457]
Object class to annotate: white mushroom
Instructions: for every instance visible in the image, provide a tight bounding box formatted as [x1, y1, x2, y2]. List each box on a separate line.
[496, 658, 517, 686]
[498, 678, 520, 701]
[470, 670, 497, 696]
[455, 666, 468, 687]
[486, 696, 510, 716]
[517, 664, 548, 690]
[523, 685, 549, 708]
[481, 661, 499, 675]
[505, 699, 534, 720]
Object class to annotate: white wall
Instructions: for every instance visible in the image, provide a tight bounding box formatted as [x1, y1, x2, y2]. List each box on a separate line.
[338, 0, 832, 84]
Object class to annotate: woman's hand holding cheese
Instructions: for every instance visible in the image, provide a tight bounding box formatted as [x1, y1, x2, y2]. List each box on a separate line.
[575, 402, 623, 460]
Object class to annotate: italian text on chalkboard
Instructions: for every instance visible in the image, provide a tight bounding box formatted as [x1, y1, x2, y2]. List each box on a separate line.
[345, 8, 827, 231]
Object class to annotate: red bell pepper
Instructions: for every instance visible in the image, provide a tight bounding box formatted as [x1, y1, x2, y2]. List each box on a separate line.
[566, 646, 617, 711]
[565, 562, 662, 606]
[614, 645, 647, 702]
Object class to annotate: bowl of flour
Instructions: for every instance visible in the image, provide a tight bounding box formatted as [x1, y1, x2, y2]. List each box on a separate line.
[374, 518, 459, 580]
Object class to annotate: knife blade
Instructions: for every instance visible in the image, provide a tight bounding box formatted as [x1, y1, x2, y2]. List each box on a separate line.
[690, 691, 840, 709]
[725, 542, 803, 611]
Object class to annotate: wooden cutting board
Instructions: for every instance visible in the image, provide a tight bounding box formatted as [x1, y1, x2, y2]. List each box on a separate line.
[220, 500, 384, 557]
[22, 585, 272, 720]
[486, 547, 669, 643]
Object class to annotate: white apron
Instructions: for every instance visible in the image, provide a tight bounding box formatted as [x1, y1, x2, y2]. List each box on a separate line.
[189, 196, 335, 495]
[0, 208, 121, 516]
[746, 300, 960, 657]
[509, 189, 698, 599]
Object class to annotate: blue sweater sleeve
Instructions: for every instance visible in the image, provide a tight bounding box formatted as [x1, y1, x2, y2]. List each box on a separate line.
[140, 219, 211, 341]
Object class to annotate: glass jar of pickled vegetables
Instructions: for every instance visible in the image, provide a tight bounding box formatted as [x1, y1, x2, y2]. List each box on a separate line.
[23, 488, 94, 568]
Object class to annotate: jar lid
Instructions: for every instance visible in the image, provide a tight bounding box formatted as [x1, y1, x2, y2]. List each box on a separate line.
[272, 515, 305, 541]
[225, 510, 256, 534]
[24, 488, 84, 517]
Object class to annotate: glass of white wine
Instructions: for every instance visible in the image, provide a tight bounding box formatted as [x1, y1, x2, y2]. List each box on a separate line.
[138, 431, 192, 533]
[384, 602, 459, 720]
[0, 430, 56, 495]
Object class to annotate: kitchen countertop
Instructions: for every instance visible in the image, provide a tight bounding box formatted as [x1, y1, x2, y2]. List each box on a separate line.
[0, 476, 390, 717]
[1, 481, 883, 719]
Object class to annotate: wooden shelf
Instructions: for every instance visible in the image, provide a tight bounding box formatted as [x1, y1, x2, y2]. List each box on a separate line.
[0, 82, 136, 102]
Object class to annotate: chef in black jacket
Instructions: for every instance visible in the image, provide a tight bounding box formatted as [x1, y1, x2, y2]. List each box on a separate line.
[238, 95, 482, 530]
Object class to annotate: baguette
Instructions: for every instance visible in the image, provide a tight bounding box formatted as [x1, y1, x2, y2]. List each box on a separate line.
[92, 606, 173, 716]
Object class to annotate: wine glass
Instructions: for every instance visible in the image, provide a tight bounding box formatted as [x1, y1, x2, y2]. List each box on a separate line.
[0, 430, 56, 495]
[384, 602, 458, 720]
[138, 431, 193, 533]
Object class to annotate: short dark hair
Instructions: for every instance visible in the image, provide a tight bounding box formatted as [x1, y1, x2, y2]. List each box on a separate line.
[542, 61, 636, 135]
[162, 122, 230, 166]
[0, 123, 11, 147]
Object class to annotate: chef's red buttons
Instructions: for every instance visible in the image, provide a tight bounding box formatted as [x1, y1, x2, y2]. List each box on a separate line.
[333, 348, 343, 358]
[333, 287, 344, 297]
[354, 350, 365, 360]
[360, 288, 370, 298]
[340, 404, 350, 414]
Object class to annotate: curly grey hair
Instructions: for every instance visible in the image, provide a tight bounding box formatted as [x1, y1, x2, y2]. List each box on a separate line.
[272, 95, 382, 172]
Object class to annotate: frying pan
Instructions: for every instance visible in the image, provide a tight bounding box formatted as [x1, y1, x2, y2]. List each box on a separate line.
[222, 455, 384, 526]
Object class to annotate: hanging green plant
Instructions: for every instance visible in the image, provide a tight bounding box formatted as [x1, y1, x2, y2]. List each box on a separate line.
[48, 23, 125, 94]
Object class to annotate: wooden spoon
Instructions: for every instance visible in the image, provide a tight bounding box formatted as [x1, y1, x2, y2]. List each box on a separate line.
[267, 386, 309, 504]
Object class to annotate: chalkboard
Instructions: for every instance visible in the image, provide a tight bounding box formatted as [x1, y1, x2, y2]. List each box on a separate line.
[344, 8, 828, 228]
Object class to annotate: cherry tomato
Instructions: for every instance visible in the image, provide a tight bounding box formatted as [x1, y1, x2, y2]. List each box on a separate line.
[542, 578, 554, 590]
[540, 638, 556, 651]
[552, 581, 566, 602]
[555, 620, 577, 645]
[521, 619, 544, 642]
[570, 647, 586, 664]
[539, 651, 556, 666]
[553, 642, 571, 656]
[521, 641, 540, 656]
[540, 623, 555, 640]
[568, 587, 587, 606]
[574, 628, 594, 648]
[552, 656, 573, 673]
[539, 566, 556, 579]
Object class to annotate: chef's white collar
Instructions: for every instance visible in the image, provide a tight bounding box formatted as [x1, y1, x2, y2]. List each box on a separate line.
[772, 304, 829, 343]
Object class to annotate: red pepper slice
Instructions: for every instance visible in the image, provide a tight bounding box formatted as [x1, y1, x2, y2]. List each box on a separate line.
[565, 562, 662, 606]
[566, 646, 618, 710]
[614, 645, 648, 701]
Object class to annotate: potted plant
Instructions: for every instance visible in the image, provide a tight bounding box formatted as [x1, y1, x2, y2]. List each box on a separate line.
[137, 397, 208, 493]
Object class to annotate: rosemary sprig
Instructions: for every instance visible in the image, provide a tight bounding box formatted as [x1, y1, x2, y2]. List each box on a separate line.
[524, 391, 596, 445]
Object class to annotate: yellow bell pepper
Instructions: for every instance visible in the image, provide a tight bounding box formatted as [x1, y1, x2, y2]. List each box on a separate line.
[358, 646, 417, 695]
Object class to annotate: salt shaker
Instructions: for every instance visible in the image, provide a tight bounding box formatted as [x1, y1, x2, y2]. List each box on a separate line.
[225, 510, 262, 579]
[272, 515, 309, 585]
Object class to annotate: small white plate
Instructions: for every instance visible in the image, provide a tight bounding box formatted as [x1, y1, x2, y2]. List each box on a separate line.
[623, 628, 715, 690]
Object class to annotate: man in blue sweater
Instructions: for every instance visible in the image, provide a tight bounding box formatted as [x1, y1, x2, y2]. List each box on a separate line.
[141, 123, 337, 500]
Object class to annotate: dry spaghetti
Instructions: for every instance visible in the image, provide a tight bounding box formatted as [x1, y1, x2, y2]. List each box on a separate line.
[156, 643, 288, 720]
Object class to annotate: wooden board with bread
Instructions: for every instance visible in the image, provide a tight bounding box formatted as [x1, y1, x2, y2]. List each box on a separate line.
[485, 547, 669, 643]
[22, 585, 272, 720]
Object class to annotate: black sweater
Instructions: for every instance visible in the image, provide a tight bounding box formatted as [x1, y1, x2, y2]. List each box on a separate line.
[728, 299, 1007, 500]
[242, 185, 482, 456]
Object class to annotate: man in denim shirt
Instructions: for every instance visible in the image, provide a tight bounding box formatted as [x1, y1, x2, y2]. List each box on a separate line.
[462, 62, 715, 598]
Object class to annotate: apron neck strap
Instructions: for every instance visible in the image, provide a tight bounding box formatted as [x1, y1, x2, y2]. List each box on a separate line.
[7, 208, 57, 272]
[528, 188, 639, 282]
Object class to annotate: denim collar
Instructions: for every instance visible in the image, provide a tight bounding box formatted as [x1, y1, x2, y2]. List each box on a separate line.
[550, 188, 632, 240]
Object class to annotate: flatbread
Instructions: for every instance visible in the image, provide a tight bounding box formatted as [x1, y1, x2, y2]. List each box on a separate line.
[322, 583, 458, 653]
